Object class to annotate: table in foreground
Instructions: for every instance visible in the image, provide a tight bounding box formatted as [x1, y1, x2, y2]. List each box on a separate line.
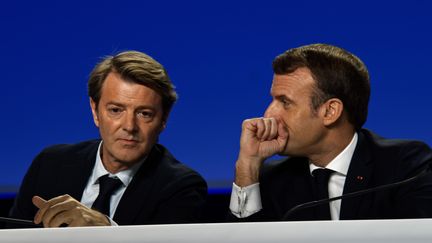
[1, 219, 431, 243]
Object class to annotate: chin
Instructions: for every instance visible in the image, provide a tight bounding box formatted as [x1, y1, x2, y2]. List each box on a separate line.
[113, 149, 146, 163]
[114, 155, 143, 165]
[111, 142, 152, 161]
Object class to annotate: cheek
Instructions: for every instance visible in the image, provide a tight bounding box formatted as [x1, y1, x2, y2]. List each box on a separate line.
[138, 123, 163, 137]
[284, 112, 313, 133]
[150, 125, 163, 137]
[279, 111, 295, 126]
[98, 117, 121, 134]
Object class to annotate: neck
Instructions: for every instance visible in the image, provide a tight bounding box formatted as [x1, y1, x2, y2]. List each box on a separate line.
[103, 160, 131, 174]
[100, 148, 134, 174]
[308, 128, 355, 167]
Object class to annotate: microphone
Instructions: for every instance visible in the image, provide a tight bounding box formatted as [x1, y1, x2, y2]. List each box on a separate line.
[0, 216, 41, 228]
[282, 168, 430, 220]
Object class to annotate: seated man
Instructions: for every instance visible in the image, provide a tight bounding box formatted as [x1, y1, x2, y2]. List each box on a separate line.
[9, 50, 207, 227]
[230, 43, 432, 221]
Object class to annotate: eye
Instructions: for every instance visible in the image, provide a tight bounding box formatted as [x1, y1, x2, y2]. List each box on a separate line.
[280, 98, 290, 108]
[138, 110, 154, 118]
[107, 106, 123, 115]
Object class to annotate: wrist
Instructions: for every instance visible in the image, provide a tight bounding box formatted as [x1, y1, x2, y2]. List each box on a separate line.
[234, 156, 264, 187]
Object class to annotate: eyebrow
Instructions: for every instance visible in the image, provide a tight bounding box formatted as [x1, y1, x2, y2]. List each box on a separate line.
[274, 95, 293, 103]
[106, 102, 157, 111]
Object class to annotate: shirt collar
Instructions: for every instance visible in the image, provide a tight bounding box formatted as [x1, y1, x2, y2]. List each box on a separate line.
[89, 141, 145, 187]
[309, 132, 358, 176]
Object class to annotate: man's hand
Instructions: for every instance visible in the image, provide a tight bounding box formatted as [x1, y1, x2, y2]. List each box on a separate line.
[32, 195, 111, 227]
[235, 117, 288, 187]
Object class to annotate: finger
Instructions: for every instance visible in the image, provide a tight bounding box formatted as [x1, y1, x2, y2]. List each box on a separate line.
[261, 118, 272, 141]
[47, 209, 76, 227]
[255, 118, 265, 140]
[68, 218, 85, 227]
[268, 118, 278, 140]
[33, 194, 73, 225]
[33, 196, 48, 224]
[42, 199, 77, 227]
[62, 208, 110, 227]
[242, 119, 258, 133]
[277, 121, 289, 150]
[32, 196, 47, 209]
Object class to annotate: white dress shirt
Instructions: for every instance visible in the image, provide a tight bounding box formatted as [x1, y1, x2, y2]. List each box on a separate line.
[80, 141, 144, 224]
[230, 133, 358, 220]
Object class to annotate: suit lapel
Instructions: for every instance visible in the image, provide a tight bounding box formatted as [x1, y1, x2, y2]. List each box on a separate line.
[340, 131, 373, 219]
[290, 159, 317, 220]
[56, 142, 98, 201]
[274, 157, 316, 220]
[113, 145, 162, 224]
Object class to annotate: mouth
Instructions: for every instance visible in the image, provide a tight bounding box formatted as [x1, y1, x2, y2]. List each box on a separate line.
[117, 138, 140, 146]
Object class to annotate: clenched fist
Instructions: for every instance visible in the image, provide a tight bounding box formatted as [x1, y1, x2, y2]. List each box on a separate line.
[235, 117, 288, 187]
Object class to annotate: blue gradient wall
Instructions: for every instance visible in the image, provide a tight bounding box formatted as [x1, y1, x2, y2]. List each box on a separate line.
[1, 0, 431, 194]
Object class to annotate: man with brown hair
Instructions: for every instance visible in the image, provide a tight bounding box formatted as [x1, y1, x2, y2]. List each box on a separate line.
[10, 51, 207, 227]
[230, 43, 432, 221]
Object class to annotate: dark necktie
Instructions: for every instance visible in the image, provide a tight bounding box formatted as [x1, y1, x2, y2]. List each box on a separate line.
[91, 175, 123, 216]
[312, 168, 334, 220]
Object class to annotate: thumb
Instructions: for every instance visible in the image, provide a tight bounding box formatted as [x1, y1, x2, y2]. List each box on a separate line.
[277, 122, 289, 148]
[32, 196, 47, 209]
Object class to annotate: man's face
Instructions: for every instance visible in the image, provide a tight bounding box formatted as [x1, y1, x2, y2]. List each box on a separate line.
[90, 72, 165, 171]
[264, 67, 326, 157]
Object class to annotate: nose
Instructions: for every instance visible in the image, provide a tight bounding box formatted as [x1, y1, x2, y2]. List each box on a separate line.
[264, 101, 277, 118]
[122, 111, 138, 133]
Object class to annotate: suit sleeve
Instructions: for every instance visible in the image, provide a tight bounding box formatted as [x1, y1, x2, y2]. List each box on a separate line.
[150, 171, 207, 224]
[8, 151, 46, 227]
[393, 141, 432, 218]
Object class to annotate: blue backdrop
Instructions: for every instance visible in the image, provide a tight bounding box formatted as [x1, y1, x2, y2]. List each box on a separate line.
[1, 0, 431, 195]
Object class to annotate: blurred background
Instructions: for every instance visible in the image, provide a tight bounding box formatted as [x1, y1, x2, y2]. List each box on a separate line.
[1, 0, 431, 198]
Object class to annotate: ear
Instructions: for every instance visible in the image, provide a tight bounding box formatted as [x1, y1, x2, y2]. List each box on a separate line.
[159, 121, 167, 133]
[320, 98, 343, 126]
[159, 111, 170, 133]
[90, 98, 100, 128]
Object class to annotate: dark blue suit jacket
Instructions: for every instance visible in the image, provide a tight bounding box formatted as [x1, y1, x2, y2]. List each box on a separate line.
[9, 140, 207, 226]
[235, 129, 432, 221]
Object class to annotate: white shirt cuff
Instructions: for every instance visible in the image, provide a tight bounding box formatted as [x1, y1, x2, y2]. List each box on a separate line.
[229, 182, 262, 218]
[107, 216, 118, 226]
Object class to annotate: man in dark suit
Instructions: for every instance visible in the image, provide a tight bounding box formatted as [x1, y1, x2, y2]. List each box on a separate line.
[9, 50, 207, 227]
[229, 44, 432, 221]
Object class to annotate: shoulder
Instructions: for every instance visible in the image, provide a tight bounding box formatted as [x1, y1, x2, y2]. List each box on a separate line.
[18, 140, 100, 195]
[149, 144, 206, 185]
[359, 129, 432, 175]
[360, 129, 432, 158]
[39, 139, 100, 155]
[33, 139, 100, 166]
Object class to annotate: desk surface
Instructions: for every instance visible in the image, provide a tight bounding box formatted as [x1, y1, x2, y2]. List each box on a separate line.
[1, 219, 431, 243]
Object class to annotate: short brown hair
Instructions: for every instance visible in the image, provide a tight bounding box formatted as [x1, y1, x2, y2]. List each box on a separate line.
[88, 50, 178, 120]
[272, 43, 370, 129]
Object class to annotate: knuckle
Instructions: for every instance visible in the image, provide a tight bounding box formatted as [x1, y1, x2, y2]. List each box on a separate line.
[75, 206, 86, 215]
[243, 118, 254, 125]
